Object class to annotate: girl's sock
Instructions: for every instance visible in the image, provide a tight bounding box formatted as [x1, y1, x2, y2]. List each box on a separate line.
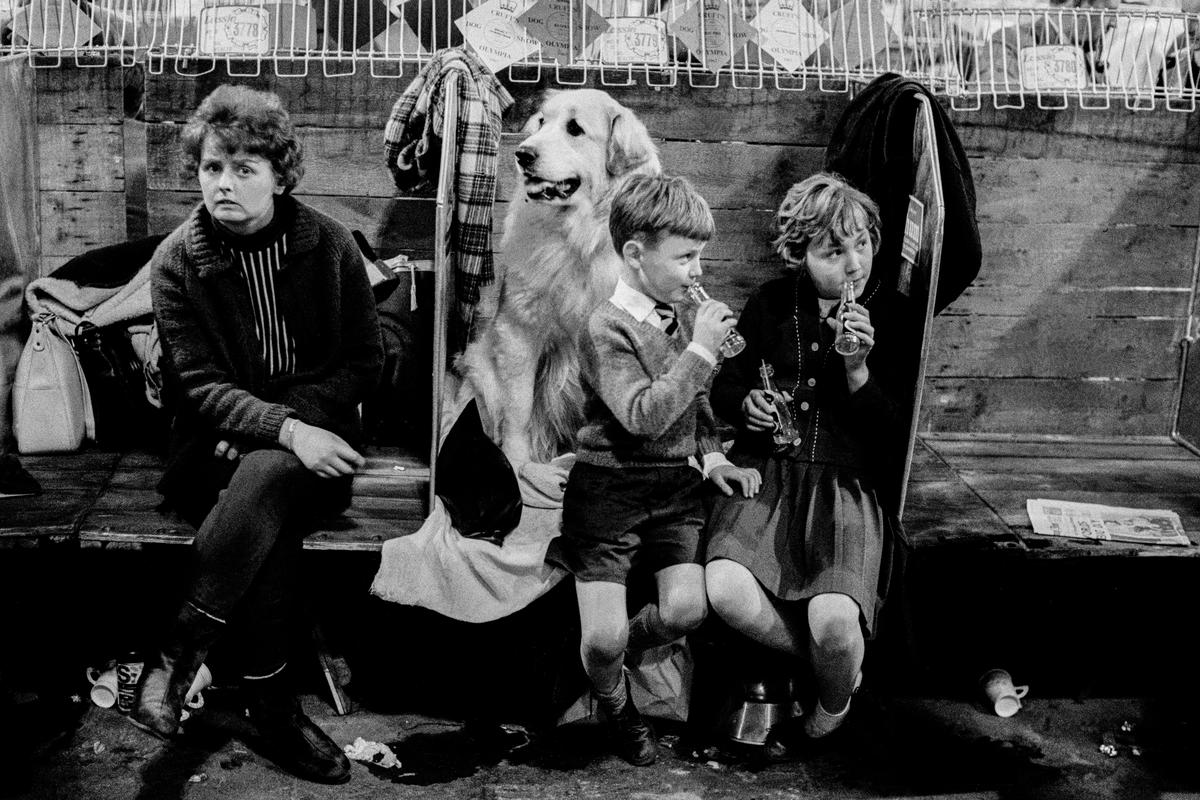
[803, 671, 862, 739]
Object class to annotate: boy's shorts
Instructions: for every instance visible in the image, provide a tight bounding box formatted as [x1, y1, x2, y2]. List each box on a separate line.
[550, 461, 705, 584]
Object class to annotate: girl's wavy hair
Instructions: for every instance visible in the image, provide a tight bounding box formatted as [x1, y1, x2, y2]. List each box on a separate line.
[181, 85, 304, 193]
[772, 172, 880, 269]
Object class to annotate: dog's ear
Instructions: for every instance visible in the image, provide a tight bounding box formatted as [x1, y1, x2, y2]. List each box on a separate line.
[521, 90, 558, 133]
[607, 106, 660, 177]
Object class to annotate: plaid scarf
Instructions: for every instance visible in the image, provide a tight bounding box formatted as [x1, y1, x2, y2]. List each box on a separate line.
[383, 47, 514, 351]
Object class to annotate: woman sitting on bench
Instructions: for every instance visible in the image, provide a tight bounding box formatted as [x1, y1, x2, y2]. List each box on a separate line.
[132, 85, 383, 785]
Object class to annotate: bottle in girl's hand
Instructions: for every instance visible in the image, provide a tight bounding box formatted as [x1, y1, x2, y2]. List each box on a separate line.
[758, 360, 801, 449]
[833, 281, 860, 356]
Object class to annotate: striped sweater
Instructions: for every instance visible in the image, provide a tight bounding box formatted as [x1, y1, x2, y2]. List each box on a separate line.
[213, 212, 297, 377]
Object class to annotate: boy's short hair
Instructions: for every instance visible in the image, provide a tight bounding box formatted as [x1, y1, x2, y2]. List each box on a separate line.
[182, 85, 305, 193]
[772, 172, 881, 267]
[609, 173, 715, 254]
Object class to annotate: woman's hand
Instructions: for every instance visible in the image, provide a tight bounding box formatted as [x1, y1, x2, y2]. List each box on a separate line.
[288, 421, 365, 478]
[214, 440, 240, 461]
[742, 388, 787, 432]
[827, 301, 875, 391]
[709, 464, 762, 498]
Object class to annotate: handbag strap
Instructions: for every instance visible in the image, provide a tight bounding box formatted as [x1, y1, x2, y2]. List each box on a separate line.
[36, 312, 96, 441]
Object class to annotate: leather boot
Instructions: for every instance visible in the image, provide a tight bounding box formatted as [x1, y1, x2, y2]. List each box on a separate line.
[599, 673, 657, 767]
[244, 670, 351, 785]
[133, 602, 224, 739]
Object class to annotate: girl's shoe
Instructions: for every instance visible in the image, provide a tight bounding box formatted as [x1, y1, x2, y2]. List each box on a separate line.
[802, 671, 862, 740]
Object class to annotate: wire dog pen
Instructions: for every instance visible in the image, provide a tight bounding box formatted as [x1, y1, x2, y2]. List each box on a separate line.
[4, 0, 1200, 109]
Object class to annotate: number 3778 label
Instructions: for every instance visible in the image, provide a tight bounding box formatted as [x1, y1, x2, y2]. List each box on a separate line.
[199, 5, 270, 55]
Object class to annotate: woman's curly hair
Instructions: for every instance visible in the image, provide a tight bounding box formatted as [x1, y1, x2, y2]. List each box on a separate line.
[181, 85, 304, 193]
[772, 172, 880, 269]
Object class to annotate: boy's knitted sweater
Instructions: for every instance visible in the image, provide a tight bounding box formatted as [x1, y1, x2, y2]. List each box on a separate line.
[575, 299, 723, 469]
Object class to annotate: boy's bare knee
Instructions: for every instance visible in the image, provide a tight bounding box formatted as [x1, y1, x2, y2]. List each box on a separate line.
[581, 627, 629, 665]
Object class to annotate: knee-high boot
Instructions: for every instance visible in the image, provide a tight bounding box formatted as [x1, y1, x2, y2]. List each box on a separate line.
[133, 601, 225, 738]
[243, 667, 351, 784]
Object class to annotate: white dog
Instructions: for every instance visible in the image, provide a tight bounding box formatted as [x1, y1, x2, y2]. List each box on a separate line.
[459, 89, 661, 468]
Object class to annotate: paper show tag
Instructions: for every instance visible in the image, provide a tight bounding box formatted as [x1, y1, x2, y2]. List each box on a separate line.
[589, 14, 669, 64]
[750, 0, 824, 74]
[456, 0, 540, 73]
[896, 194, 924, 297]
[1020, 45, 1087, 91]
[660, 0, 756, 73]
[198, 4, 270, 54]
[515, 0, 609, 62]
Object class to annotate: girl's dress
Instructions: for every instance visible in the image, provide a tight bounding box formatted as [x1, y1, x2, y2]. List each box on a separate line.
[706, 272, 907, 637]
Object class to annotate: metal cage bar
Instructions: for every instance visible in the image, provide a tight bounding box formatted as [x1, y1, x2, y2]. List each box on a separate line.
[4, 0, 1200, 108]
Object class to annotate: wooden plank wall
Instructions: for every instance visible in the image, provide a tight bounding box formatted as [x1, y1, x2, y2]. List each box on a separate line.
[33, 67, 128, 278]
[31, 64, 1200, 437]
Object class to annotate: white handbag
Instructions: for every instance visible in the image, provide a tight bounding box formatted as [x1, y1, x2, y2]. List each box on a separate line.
[12, 313, 94, 454]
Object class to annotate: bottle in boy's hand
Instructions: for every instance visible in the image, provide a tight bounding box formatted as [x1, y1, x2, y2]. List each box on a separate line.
[686, 282, 746, 357]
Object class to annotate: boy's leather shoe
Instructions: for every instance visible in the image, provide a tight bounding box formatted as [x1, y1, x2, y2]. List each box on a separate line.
[600, 676, 657, 766]
[245, 675, 351, 785]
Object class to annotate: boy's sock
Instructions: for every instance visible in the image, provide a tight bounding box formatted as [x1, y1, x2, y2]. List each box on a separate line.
[593, 669, 657, 766]
[627, 606, 674, 657]
[593, 671, 629, 713]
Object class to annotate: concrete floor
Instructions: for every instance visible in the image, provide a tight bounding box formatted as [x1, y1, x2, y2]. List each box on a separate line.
[6, 688, 1200, 800]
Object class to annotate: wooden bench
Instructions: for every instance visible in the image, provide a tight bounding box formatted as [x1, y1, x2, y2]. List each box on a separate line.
[905, 434, 1200, 559]
[6, 434, 1199, 558]
[0, 447, 429, 552]
[4, 433, 1199, 704]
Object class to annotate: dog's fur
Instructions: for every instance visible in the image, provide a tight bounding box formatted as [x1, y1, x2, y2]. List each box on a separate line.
[459, 89, 660, 467]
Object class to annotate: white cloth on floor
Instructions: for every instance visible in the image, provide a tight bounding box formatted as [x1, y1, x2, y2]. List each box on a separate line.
[558, 641, 694, 725]
[370, 377, 569, 622]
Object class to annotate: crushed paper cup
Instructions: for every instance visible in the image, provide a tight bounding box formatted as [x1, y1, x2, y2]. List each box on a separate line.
[344, 737, 401, 770]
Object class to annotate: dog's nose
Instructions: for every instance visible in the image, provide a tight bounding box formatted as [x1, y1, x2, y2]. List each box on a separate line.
[515, 147, 536, 169]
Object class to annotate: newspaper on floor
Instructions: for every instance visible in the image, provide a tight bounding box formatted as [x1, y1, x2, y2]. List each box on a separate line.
[1026, 499, 1191, 546]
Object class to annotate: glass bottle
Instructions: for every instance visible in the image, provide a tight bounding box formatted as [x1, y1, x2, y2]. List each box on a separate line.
[685, 281, 746, 358]
[758, 360, 801, 449]
[833, 280, 861, 356]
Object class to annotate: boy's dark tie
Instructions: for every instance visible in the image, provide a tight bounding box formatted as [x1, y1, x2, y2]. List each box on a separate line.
[653, 302, 678, 336]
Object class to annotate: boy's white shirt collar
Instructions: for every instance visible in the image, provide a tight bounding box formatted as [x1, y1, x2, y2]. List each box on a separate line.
[610, 277, 659, 324]
[609, 280, 729, 476]
[610, 277, 717, 366]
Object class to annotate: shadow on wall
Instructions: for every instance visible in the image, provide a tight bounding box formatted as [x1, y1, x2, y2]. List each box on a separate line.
[922, 108, 1198, 437]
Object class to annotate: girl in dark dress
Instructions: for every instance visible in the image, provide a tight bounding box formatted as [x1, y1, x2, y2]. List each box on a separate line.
[704, 172, 904, 739]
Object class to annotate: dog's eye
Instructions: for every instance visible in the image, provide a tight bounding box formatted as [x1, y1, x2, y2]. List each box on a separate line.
[566, 119, 585, 137]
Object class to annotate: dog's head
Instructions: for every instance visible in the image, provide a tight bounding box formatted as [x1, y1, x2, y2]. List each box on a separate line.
[513, 89, 660, 206]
